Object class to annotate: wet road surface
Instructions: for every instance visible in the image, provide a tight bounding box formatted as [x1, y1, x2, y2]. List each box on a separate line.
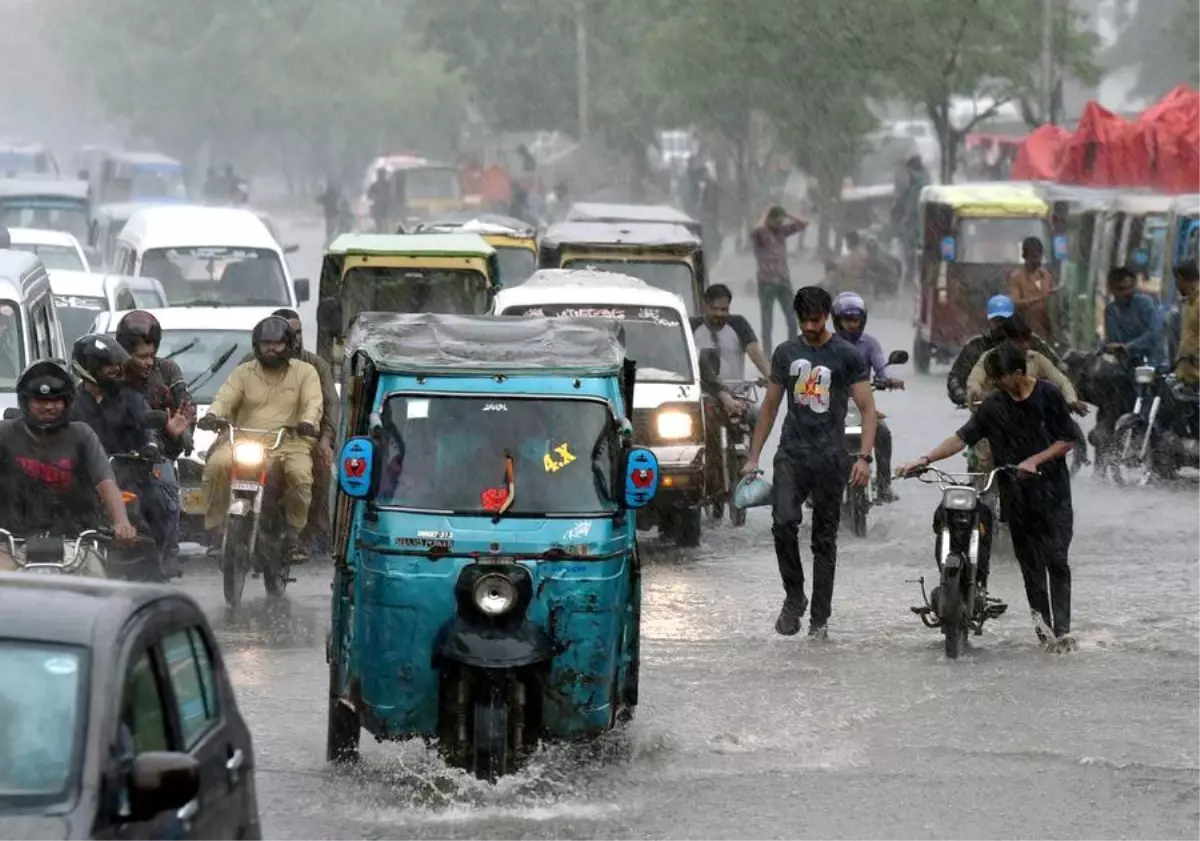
[176, 219, 1198, 838]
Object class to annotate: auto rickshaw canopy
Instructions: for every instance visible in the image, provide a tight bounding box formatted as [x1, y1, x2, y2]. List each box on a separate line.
[920, 182, 1049, 218]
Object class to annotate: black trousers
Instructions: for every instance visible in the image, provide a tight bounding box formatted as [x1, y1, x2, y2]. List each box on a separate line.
[875, 420, 893, 490]
[757, 282, 795, 352]
[1009, 491, 1074, 637]
[771, 451, 847, 626]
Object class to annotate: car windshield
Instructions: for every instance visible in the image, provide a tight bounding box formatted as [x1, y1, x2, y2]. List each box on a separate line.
[377, 396, 619, 516]
[0, 301, 25, 391]
[495, 246, 536, 286]
[562, 259, 696, 315]
[957, 217, 1048, 264]
[502, 303, 692, 383]
[149, 329, 250, 404]
[141, 246, 290, 307]
[12, 243, 84, 272]
[0, 642, 86, 807]
[54, 295, 106, 345]
[342, 266, 489, 316]
[0, 203, 89, 242]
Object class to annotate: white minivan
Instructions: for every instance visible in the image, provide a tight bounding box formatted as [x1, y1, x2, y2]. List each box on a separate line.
[0, 251, 68, 413]
[493, 268, 710, 547]
[112, 205, 309, 309]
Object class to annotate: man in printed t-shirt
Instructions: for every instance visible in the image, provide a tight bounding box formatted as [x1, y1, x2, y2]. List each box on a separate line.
[742, 286, 879, 640]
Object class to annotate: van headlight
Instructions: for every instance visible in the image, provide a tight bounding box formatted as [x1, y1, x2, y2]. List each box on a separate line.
[656, 409, 694, 440]
[473, 574, 517, 616]
[233, 441, 265, 467]
[942, 486, 977, 511]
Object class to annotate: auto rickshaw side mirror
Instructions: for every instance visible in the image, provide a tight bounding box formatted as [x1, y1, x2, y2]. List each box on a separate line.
[622, 447, 660, 510]
[293, 278, 311, 302]
[337, 436, 378, 499]
[887, 349, 909, 366]
[939, 235, 957, 262]
[317, 297, 343, 336]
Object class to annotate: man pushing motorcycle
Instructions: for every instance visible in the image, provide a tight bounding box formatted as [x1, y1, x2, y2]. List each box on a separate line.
[198, 316, 323, 563]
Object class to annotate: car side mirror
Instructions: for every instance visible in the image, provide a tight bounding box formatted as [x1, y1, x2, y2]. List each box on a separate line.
[317, 297, 343, 336]
[622, 447, 660, 509]
[337, 436, 378, 499]
[284, 243, 299, 254]
[887, 349, 909, 366]
[698, 348, 720, 381]
[126, 751, 200, 822]
[293, 278, 310, 303]
[2, 408, 19, 420]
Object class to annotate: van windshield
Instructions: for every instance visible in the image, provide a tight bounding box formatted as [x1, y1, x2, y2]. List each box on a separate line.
[562, 259, 696, 314]
[342, 266, 489, 316]
[0, 301, 25, 391]
[141, 246, 290, 307]
[377, 395, 619, 516]
[502, 303, 693, 383]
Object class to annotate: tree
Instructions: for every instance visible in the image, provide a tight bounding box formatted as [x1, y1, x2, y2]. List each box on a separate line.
[1108, 0, 1200, 101]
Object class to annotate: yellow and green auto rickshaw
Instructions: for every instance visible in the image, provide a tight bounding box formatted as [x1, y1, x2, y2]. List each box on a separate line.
[914, 182, 1057, 372]
[537, 220, 706, 315]
[315, 232, 499, 377]
[409, 212, 538, 287]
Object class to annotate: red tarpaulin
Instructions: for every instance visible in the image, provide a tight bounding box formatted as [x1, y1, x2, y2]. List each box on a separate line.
[1058, 101, 1151, 187]
[1011, 124, 1070, 181]
[1138, 85, 1200, 193]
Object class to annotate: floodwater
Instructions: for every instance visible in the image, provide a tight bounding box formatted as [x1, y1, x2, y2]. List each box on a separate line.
[179, 216, 1198, 839]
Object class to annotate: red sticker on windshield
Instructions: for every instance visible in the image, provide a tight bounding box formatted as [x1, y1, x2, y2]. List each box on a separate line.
[481, 487, 509, 512]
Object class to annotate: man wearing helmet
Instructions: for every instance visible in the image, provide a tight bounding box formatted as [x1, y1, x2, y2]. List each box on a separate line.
[946, 294, 1061, 407]
[198, 315, 323, 562]
[0, 360, 137, 571]
[831, 291, 904, 502]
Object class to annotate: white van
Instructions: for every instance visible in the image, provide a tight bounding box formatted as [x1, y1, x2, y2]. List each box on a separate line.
[49, 270, 169, 345]
[7, 227, 92, 273]
[113, 205, 309, 309]
[0, 251, 68, 412]
[493, 268, 710, 547]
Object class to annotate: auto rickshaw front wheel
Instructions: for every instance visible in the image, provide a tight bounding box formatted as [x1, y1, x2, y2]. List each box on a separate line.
[472, 681, 511, 782]
[674, 508, 703, 547]
[326, 697, 360, 763]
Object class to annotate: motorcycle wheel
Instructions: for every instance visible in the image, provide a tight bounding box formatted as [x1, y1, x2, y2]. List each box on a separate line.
[471, 680, 511, 783]
[940, 567, 967, 660]
[847, 486, 869, 538]
[222, 519, 250, 608]
[675, 508, 703, 547]
[264, 566, 290, 598]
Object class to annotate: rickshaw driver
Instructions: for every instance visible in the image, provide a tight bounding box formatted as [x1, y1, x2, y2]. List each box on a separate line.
[947, 295, 1061, 407]
[198, 316, 323, 563]
[1007, 236, 1055, 340]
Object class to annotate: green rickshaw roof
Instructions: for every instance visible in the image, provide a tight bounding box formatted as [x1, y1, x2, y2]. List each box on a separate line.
[326, 232, 496, 258]
[346, 312, 625, 375]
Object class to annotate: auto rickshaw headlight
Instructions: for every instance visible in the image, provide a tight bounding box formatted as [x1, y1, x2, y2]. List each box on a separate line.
[473, 573, 517, 616]
[234, 441, 265, 467]
[656, 409, 694, 440]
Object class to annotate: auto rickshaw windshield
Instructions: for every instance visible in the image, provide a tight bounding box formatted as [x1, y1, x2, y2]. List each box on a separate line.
[957, 217, 1049, 264]
[494, 246, 537, 286]
[376, 395, 619, 515]
[342, 266, 489, 315]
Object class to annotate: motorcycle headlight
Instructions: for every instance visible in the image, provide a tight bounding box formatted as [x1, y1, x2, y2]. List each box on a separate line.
[234, 441, 265, 467]
[942, 486, 978, 511]
[473, 574, 517, 617]
[656, 409, 694, 441]
[1134, 365, 1157, 384]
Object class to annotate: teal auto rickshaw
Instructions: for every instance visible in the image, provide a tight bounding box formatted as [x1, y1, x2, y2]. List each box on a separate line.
[327, 312, 660, 781]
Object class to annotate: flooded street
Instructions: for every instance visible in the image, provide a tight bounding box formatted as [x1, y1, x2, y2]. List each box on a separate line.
[163, 218, 1200, 839]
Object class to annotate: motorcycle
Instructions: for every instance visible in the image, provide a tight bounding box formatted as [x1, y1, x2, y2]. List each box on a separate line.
[842, 349, 908, 537]
[0, 528, 112, 577]
[106, 451, 170, 581]
[709, 380, 761, 527]
[209, 423, 305, 607]
[903, 465, 1012, 659]
[1115, 368, 1200, 483]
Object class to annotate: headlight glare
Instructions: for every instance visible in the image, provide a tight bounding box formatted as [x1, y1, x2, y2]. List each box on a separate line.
[942, 486, 978, 511]
[656, 409, 694, 440]
[473, 574, 517, 616]
[234, 441, 265, 467]
[1134, 365, 1157, 384]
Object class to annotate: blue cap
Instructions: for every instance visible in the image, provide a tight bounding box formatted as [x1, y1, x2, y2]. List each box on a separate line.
[986, 294, 1015, 320]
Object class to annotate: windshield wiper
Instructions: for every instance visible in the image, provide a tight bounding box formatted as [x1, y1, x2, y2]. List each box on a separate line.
[162, 340, 197, 361]
[187, 342, 239, 393]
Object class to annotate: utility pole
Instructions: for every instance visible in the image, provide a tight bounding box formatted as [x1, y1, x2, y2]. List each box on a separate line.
[576, 0, 590, 141]
[1041, 0, 1056, 124]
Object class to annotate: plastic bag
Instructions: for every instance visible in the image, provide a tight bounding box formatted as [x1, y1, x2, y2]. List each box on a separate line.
[733, 473, 773, 510]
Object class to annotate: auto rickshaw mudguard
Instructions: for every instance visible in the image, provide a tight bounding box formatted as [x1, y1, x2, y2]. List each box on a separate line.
[434, 618, 554, 669]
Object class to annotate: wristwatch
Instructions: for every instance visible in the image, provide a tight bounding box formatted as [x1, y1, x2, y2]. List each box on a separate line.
[856, 452, 873, 464]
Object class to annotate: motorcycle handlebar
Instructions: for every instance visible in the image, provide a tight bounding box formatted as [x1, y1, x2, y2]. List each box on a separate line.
[905, 464, 1026, 493]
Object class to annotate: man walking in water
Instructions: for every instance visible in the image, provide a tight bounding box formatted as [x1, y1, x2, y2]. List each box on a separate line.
[742, 286, 878, 640]
[751, 205, 808, 351]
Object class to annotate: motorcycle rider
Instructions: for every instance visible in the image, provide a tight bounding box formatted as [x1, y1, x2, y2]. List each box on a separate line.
[117, 310, 194, 576]
[198, 316, 323, 563]
[1174, 260, 1199, 387]
[69, 334, 174, 578]
[947, 294, 1061, 406]
[899, 342, 1077, 650]
[743, 286, 878, 640]
[368, 166, 391, 233]
[0, 360, 137, 572]
[239, 308, 339, 555]
[831, 291, 903, 502]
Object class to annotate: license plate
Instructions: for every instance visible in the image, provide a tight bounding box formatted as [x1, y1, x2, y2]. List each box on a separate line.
[181, 487, 206, 515]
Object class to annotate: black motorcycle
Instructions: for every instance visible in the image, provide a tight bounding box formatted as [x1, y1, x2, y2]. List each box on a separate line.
[106, 451, 169, 581]
[709, 380, 761, 527]
[1115, 368, 1200, 483]
[903, 465, 1012, 659]
[842, 349, 908, 537]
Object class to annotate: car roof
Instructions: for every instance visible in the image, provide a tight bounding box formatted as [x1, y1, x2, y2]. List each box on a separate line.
[495, 269, 689, 311]
[0, 249, 45, 280]
[7, 227, 82, 248]
[109, 151, 182, 167]
[541, 220, 701, 247]
[104, 305, 281, 331]
[49, 270, 104, 297]
[0, 178, 90, 200]
[121, 205, 278, 251]
[0, 574, 187, 647]
[326, 232, 495, 257]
